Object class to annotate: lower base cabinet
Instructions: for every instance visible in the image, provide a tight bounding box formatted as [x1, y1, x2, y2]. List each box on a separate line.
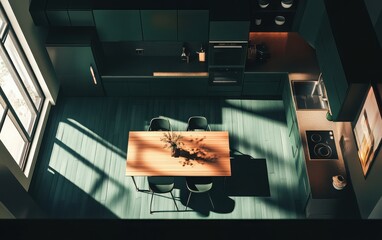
[242, 72, 286, 98]
[306, 198, 344, 219]
[102, 77, 208, 96]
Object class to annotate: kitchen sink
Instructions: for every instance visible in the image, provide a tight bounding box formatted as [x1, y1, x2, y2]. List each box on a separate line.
[292, 80, 329, 110]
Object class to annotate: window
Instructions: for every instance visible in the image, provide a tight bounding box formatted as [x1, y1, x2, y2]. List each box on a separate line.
[0, 6, 44, 170]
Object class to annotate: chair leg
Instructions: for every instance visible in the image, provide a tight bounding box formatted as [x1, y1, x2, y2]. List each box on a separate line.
[185, 192, 192, 211]
[150, 191, 154, 214]
[170, 191, 179, 211]
[208, 192, 215, 210]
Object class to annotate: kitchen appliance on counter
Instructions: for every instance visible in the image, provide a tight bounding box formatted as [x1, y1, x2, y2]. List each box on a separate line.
[306, 130, 339, 160]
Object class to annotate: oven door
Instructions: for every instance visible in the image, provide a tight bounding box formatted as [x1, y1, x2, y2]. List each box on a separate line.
[209, 67, 244, 86]
[209, 41, 247, 66]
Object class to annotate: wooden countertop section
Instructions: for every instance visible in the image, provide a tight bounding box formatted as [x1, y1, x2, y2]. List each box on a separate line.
[153, 72, 209, 77]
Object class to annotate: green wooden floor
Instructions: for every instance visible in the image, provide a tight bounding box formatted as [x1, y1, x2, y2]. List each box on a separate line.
[29, 96, 305, 219]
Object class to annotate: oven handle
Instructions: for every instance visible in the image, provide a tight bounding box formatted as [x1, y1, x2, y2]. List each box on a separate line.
[213, 45, 243, 49]
[213, 80, 238, 83]
[209, 40, 247, 44]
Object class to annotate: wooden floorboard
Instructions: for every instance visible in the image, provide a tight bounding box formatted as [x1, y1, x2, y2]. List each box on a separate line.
[29, 96, 306, 219]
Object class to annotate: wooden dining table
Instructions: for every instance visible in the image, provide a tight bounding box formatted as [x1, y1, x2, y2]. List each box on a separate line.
[126, 131, 231, 180]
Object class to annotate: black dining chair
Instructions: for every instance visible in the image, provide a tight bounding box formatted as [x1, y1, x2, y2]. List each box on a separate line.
[185, 176, 215, 210]
[148, 117, 172, 131]
[146, 117, 178, 213]
[147, 176, 179, 214]
[186, 116, 211, 131]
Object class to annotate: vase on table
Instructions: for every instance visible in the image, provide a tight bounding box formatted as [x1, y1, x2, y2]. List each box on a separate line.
[171, 145, 180, 158]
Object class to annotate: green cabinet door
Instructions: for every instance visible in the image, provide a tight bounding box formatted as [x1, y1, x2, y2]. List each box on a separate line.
[141, 10, 177, 41]
[209, 21, 250, 41]
[315, 13, 344, 120]
[46, 45, 104, 96]
[45, 0, 71, 26]
[178, 77, 208, 96]
[93, 10, 142, 41]
[177, 10, 209, 41]
[102, 77, 150, 96]
[242, 72, 285, 97]
[151, 77, 179, 96]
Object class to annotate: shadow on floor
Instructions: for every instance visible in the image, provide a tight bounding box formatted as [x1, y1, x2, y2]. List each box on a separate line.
[225, 150, 270, 197]
[172, 150, 270, 216]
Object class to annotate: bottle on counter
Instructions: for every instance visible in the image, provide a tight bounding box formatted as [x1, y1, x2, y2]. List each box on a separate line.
[197, 45, 205, 62]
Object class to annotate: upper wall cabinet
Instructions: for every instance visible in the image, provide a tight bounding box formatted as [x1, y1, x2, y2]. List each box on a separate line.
[209, 21, 250, 41]
[45, 0, 71, 26]
[31, 0, 95, 27]
[93, 10, 143, 41]
[29, 0, 50, 26]
[315, 8, 370, 121]
[141, 10, 177, 41]
[296, 0, 324, 48]
[68, 0, 95, 26]
[177, 10, 209, 41]
[314, 1, 379, 121]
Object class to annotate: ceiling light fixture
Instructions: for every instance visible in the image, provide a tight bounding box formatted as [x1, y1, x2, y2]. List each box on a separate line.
[90, 65, 97, 85]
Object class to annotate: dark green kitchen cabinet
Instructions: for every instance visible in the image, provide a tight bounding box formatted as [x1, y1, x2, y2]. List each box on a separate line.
[103, 77, 208, 97]
[102, 77, 150, 96]
[45, 0, 71, 26]
[242, 72, 286, 97]
[93, 10, 142, 41]
[177, 77, 208, 96]
[46, 28, 104, 96]
[295, 146, 311, 211]
[141, 10, 177, 41]
[151, 77, 179, 96]
[297, 0, 325, 48]
[282, 78, 310, 211]
[209, 21, 250, 41]
[68, 0, 94, 26]
[315, 7, 370, 121]
[177, 10, 209, 41]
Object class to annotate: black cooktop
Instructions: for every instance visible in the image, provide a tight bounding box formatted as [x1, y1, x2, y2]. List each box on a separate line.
[306, 130, 338, 160]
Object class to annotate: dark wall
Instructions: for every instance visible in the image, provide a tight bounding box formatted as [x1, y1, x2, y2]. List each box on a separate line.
[0, 163, 46, 218]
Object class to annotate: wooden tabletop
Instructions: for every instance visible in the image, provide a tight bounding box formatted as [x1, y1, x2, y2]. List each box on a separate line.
[126, 131, 231, 176]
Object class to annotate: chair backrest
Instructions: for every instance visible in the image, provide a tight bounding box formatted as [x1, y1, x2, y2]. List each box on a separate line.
[186, 116, 210, 131]
[149, 117, 171, 131]
[148, 176, 175, 193]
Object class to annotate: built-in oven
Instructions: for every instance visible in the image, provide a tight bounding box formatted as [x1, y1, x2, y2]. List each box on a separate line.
[209, 67, 244, 86]
[209, 41, 248, 66]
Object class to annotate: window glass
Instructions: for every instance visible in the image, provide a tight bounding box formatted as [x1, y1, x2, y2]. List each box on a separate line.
[0, 49, 36, 135]
[0, 98, 4, 120]
[0, 113, 27, 166]
[0, 10, 6, 38]
[4, 32, 43, 110]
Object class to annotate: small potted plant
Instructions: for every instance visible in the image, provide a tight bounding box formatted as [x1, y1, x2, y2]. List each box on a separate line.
[160, 132, 184, 158]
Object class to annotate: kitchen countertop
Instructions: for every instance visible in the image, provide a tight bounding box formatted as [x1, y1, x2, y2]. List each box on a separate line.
[102, 56, 208, 77]
[296, 109, 352, 199]
[245, 32, 321, 75]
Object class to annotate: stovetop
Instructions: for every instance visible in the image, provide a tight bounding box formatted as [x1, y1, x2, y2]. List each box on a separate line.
[306, 130, 338, 160]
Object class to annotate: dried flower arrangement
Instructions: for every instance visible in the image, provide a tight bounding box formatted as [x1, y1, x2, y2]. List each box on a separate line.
[160, 132, 183, 148]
